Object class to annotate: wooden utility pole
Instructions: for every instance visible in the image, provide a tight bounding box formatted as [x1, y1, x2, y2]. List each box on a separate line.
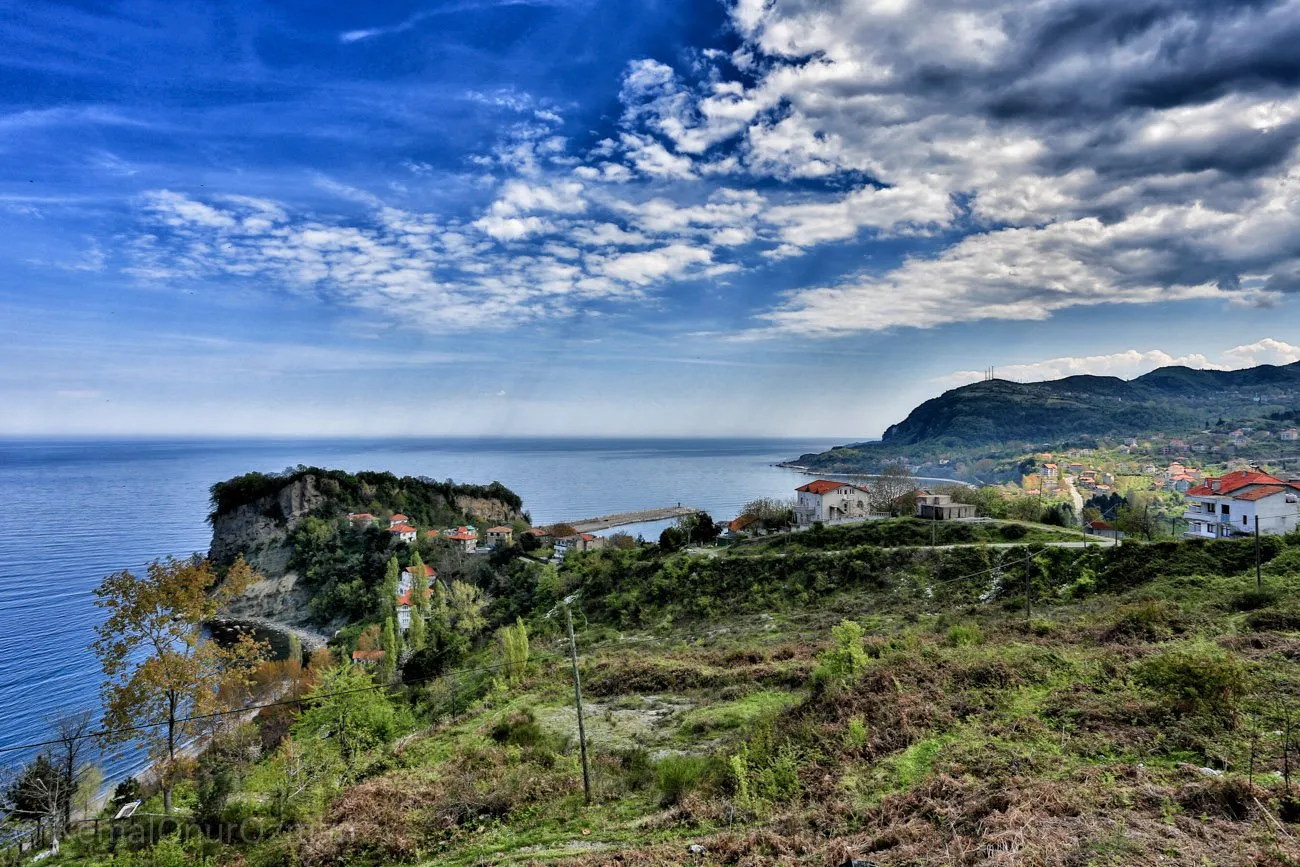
[563, 598, 592, 804]
[1024, 556, 1032, 621]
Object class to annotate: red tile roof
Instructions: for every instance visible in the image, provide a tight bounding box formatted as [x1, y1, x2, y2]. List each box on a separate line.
[1087, 520, 1115, 531]
[391, 514, 408, 521]
[1234, 485, 1288, 502]
[1187, 470, 1283, 497]
[388, 523, 416, 534]
[448, 531, 476, 541]
[524, 527, 550, 536]
[397, 588, 434, 606]
[351, 650, 385, 662]
[403, 564, 434, 577]
[797, 479, 866, 495]
[728, 514, 760, 532]
[347, 512, 375, 521]
[487, 526, 513, 533]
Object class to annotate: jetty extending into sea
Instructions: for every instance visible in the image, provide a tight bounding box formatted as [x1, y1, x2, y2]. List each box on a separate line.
[566, 505, 698, 533]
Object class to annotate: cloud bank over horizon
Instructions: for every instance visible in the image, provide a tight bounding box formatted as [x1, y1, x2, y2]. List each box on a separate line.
[2, 0, 1299, 435]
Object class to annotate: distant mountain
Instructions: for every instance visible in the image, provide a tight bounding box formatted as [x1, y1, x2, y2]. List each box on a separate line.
[793, 361, 1300, 469]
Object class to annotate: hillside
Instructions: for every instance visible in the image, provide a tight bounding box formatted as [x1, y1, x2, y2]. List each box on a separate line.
[42, 524, 1300, 866]
[208, 467, 524, 627]
[794, 361, 1300, 470]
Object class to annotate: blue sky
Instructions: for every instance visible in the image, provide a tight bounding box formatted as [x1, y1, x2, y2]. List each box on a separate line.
[3, 0, 1300, 438]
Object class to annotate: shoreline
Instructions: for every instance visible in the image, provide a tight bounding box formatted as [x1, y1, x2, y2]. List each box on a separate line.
[207, 615, 331, 654]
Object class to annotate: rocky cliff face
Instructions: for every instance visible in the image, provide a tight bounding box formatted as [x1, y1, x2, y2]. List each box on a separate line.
[455, 494, 522, 526]
[209, 475, 328, 627]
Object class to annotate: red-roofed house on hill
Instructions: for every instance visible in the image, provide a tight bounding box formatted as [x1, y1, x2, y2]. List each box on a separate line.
[486, 526, 514, 547]
[387, 523, 417, 544]
[351, 649, 385, 666]
[1184, 471, 1300, 538]
[389, 514, 409, 527]
[795, 480, 870, 527]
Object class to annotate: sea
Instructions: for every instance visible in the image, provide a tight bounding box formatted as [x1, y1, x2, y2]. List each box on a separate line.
[0, 436, 840, 785]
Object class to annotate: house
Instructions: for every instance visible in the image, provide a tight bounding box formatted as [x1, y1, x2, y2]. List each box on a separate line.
[1282, 429, 1300, 442]
[351, 649, 386, 666]
[1085, 520, 1124, 540]
[554, 533, 606, 558]
[346, 512, 376, 525]
[915, 491, 976, 520]
[1067, 463, 1084, 475]
[1184, 471, 1300, 539]
[387, 523, 417, 544]
[794, 480, 871, 527]
[399, 563, 435, 595]
[389, 514, 410, 527]
[725, 514, 761, 537]
[486, 526, 514, 547]
[1039, 463, 1059, 480]
[396, 586, 434, 630]
[445, 527, 478, 553]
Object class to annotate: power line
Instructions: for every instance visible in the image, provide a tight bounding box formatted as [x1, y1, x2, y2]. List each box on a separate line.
[0, 656, 557, 760]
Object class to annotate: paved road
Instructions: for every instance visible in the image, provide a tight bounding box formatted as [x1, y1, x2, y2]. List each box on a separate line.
[688, 536, 1117, 557]
[1062, 474, 1085, 516]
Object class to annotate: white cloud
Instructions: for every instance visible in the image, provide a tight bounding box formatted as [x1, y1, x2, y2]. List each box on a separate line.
[1221, 338, 1300, 368]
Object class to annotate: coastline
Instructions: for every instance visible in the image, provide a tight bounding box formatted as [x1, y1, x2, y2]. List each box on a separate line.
[207, 615, 330, 654]
[776, 463, 977, 488]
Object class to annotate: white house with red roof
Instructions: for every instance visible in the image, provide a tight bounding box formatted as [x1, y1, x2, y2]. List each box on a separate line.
[387, 523, 417, 544]
[389, 514, 410, 527]
[395, 586, 435, 631]
[1184, 470, 1300, 538]
[443, 527, 478, 553]
[398, 563, 435, 595]
[794, 479, 870, 527]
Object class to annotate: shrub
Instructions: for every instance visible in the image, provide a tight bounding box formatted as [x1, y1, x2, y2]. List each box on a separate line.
[656, 755, 710, 806]
[1244, 608, 1300, 632]
[616, 747, 655, 790]
[944, 623, 984, 647]
[812, 619, 869, 689]
[1227, 589, 1279, 612]
[489, 710, 546, 748]
[1000, 523, 1028, 541]
[844, 716, 869, 749]
[1134, 645, 1248, 720]
[1105, 599, 1184, 642]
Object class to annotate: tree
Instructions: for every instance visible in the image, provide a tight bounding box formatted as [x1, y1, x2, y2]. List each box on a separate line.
[48, 710, 94, 828]
[378, 617, 399, 683]
[444, 580, 487, 637]
[382, 555, 401, 616]
[92, 556, 268, 813]
[498, 617, 530, 684]
[548, 523, 579, 538]
[739, 497, 795, 530]
[658, 525, 687, 552]
[870, 464, 917, 516]
[677, 511, 721, 545]
[293, 663, 396, 778]
[519, 531, 541, 553]
[4, 754, 65, 836]
[408, 604, 427, 652]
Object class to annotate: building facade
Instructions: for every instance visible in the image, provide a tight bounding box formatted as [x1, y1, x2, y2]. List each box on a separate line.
[1184, 471, 1300, 538]
[794, 480, 870, 527]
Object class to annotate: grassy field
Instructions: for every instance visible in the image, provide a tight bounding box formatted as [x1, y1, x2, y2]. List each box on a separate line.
[36, 535, 1300, 866]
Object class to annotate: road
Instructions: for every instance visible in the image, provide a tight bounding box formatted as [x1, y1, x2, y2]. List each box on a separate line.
[1062, 474, 1085, 516]
[688, 536, 1117, 557]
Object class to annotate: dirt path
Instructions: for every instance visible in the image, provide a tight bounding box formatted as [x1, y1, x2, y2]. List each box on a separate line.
[1063, 474, 1085, 516]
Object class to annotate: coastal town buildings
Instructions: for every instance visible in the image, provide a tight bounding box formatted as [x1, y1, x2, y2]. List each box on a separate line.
[486, 526, 514, 547]
[794, 480, 870, 527]
[1184, 470, 1300, 538]
[554, 533, 606, 558]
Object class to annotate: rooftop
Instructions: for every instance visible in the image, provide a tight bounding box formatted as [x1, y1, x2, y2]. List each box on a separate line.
[797, 479, 866, 495]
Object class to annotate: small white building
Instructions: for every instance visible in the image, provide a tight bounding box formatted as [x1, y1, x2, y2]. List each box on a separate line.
[486, 526, 514, 547]
[399, 564, 434, 595]
[794, 480, 870, 527]
[915, 491, 977, 520]
[1184, 470, 1300, 539]
[387, 523, 417, 544]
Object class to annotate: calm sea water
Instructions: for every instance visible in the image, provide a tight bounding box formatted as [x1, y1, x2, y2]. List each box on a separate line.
[0, 437, 836, 783]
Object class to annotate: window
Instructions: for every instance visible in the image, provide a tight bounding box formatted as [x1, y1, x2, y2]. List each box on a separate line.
[1221, 504, 1230, 515]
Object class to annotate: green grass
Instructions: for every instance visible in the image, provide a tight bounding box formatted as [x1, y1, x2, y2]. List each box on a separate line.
[677, 689, 803, 736]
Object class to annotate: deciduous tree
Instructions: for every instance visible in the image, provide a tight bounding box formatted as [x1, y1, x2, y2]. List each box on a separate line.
[92, 556, 267, 813]
[869, 464, 917, 516]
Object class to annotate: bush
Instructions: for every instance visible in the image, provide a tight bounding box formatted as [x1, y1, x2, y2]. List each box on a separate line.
[812, 620, 869, 689]
[1227, 589, 1279, 612]
[656, 755, 711, 806]
[616, 747, 655, 790]
[1105, 599, 1184, 642]
[1133, 645, 1248, 720]
[1244, 608, 1300, 632]
[944, 623, 984, 647]
[490, 710, 547, 748]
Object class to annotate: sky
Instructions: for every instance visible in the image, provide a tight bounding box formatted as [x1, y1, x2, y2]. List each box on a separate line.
[3, 0, 1300, 439]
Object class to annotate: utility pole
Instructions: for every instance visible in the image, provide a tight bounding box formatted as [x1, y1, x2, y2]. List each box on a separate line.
[562, 595, 592, 804]
[931, 516, 936, 548]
